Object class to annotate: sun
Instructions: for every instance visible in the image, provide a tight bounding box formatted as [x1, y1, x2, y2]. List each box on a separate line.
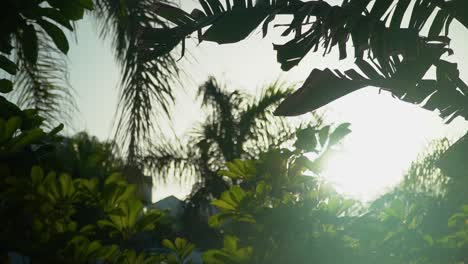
[319, 146, 405, 202]
[312, 88, 466, 202]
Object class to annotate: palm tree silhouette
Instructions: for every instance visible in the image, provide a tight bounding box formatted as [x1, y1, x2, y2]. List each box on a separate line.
[143, 76, 313, 247]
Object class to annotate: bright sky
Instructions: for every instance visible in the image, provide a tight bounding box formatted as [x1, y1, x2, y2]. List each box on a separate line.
[67, 1, 468, 202]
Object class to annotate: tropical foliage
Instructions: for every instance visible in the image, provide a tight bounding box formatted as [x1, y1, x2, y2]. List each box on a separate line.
[0, 85, 194, 262]
[143, 77, 304, 247]
[146, 0, 468, 165]
[2, 0, 182, 162]
[92, 0, 181, 161]
[0, 2, 195, 262]
[148, 0, 468, 117]
[203, 132, 467, 264]
[1, 1, 467, 263]
[1, 0, 93, 128]
[204, 123, 357, 264]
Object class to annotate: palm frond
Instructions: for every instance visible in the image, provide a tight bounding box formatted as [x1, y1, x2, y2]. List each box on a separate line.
[197, 77, 241, 160]
[92, 0, 180, 161]
[238, 81, 293, 146]
[197, 76, 246, 117]
[143, 138, 198, 183]
[191, 118, 230, 167]
[12, 30, 76, 129]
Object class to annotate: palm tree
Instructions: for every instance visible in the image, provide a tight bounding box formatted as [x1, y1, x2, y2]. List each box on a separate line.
[141, 76, 311, 247]
[5, 0, 182, 164]
[91, 0, 181, 163]
[2, 1, 92, 129]
[3, 0, 185, 193]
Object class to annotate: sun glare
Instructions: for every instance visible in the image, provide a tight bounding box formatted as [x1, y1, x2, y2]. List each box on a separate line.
[319, 146, 408, 202]
[315, 88, 468, 202]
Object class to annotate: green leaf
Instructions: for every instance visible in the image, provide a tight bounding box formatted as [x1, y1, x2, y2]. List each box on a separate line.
[212, 199, 237, 211]
[37, 19, 70, 54]
[295, 126, 317, 152]
[38, 8, 74, 31]
[31, 166, 45, 185]
[227, 186, 246, 205]
[0, 55, 17, 75]
[58, 173, 74, 197]
[105, 173, 124, 185]
[0, 79, 13, 93]
[47, 0, 85, 20]
[162, 239, 176, 250]
[274, 69, 367, 116]
[203, 7, 268, 44]
[49, 123, 64, 136]
[10, 128, 46, 152]
[318, 125, 330, 147]
[2, 116, 22, 142]
[21, 24, 38, 64]
[218, 169, 238, 179]
[44, 171, 59, 198]
[224, 236, 238, 252]
[329, 123, 351, 146]
[175, 237, 187, 250]
[428, 10, 449, 37]
[78, 0, 94, 10]
[97, 219, 118, 230]
[423, 234, 434, 246]
[98, 244, 118, 259]
[86, 241, 102, 256]
[79, 224, 96, 235]
[208, 215, 221, 228]
[153, 2, 194, 26]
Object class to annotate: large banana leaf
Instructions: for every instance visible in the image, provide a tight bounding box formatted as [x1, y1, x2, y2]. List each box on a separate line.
[147, 0, 468, 122]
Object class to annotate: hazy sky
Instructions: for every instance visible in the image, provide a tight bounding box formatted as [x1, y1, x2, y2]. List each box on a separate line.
[67, 1, 468, 202]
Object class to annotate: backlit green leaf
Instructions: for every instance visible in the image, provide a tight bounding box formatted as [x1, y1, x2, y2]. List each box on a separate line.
[37, 19, 70, 54]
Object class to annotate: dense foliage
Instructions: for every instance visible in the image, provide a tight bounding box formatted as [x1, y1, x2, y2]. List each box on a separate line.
[0, 1, 194, 263]
[203, 130, 467, 264]
[1, 0, 94, 127]
[0, 74, 195, 262]
[146, 0, 468, 169]
[144, 77, 306, 248]
[148, 0, 468, 119]
[0, 0, 467, 263]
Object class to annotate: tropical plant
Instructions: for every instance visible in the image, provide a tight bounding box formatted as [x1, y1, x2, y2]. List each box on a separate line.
[142, 77, 304, 246]
[0, 7, 195, 259]
[146, 0, 468, 169]
[3, 0, 183, 167]
[91, 0, 182, 162]
[0, 82, 194, 264]
[145, 77, 299, 179]
[148, 0, 468, 118]
[346, 139, 468, 263]
[1, 0, 94, 128]
[42, 131, 124, 180]
[1, 165, 197, 263]
[201, 126, 467, 264]
[203, 123, 360, 264]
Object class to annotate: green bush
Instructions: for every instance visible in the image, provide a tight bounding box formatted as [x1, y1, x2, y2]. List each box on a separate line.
[203, 124, 359, 264]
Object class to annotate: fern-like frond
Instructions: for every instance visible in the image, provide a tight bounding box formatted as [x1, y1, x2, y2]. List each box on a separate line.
[12, 30, 76, 129]
[238, 81, 293, 146]
[143, 138, 198, 183]
[92, 0, 180, 161]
